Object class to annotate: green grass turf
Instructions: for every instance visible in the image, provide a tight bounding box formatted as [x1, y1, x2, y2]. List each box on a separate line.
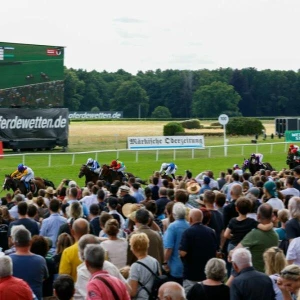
[0, 141, 289, 197]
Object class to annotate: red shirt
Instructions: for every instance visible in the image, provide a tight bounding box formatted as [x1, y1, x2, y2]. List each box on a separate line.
[87, 270, 130, 300]
[0, 276, 33, 300]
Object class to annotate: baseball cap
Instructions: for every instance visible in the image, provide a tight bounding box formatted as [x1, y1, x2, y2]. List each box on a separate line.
[68, 180, 77, 188]
[246, 187, 260, 198]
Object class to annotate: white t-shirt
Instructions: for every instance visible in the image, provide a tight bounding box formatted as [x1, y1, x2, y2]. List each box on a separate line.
[100, 238, 128, 269]
[281, 188, 300, 197]
[267, 198, 285, 210]
[287, 237, 300, 265]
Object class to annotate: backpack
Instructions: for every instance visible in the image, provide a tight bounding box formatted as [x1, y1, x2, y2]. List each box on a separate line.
[136, 261, 169, 300]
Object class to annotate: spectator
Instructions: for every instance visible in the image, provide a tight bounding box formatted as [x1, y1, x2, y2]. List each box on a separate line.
[88, 203, 101, 236]
[225, 173, 242, 201]
[263, 181, 285, 210]
[277, 264, 300, 299]
[101, 219, 128, 269]
[286, 197, 300, 242]
[292, 166, 300, 191]
[151, 176, 160, 200]
[36, 196, 50, 219]
[132, 183, 145, 203]
[107, 197, 125, 228]
[127, 208, 164, 266]
[9, 227, 48, 300]
[162, 201, 175, 233]
[186, 182, 201, 208]
[281, 176, 300, 197]
[40, 199, 67, 254]
[8, 194, 24, 220]
[140, 187, 153, 205]
[217, 171, 226, 190]
[263, 246, 287, 300]
[80, 185, 99, 210]
[159, 282, 186, 300]
[275, 209, 290, 241]
[85, 244, 130, 299]
[164, 203, 190, 285]
[128, 233, 160, 299]
[199, 177, 211, 194]
[74, 234, 128, 299]
[96, 189, 107, 212]
[53, 275, 75, 300]
[0, 206, 9, 251]
[0, 255, 34, 300]
[59, 218, 89, 281]
[187, 258, 230, 300]
[156, 187, 170, 218]
[230, 248, 275, 300]
[119, 185, 137, 205]
[215, 192, 226, 214]
[179, 209, 217, 294]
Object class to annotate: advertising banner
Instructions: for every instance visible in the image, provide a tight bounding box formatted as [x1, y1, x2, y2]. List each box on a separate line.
[127, 136, 205, 150]
[0, 108, 69, 145]
[69, 111, 123, 119]
[285, 131, 300, 142]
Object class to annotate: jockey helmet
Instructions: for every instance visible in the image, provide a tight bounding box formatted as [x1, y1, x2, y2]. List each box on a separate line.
[18, 163, 25, 172]
[290, 144, 294, 148]
[87, 158, 94, 165]
[111, 160, 117, 167]
[292, 148, 298, 154]
[162, 163, 168, 169]
[233, 164, 239, 169]
[251, 153, 256, 157]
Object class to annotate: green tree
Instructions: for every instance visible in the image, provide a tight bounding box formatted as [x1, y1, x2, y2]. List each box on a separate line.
[91, 106, 100, 112]
[192, 81, 241, 118]
[151, 106, 172, 118]
[110, 81, 149, 118]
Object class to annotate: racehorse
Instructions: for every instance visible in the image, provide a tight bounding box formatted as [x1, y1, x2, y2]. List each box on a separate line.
[2, 175, 55, 196]
[78, 164, 99, 186]
[242, 158, 275, 176]
[286, 153, 300, 170]
[99, 164, 147, 185]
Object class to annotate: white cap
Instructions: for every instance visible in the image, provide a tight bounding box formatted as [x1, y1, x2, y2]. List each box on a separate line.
[68, 180, 77, 187]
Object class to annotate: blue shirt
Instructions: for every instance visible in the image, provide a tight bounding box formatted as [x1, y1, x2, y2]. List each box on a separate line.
[163, 219, 189, 278]
[40, 213, 67, 252]
[68, 199, 89, 216]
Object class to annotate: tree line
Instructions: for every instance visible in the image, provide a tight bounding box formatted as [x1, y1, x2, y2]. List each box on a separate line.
[64, 67, 300, 118]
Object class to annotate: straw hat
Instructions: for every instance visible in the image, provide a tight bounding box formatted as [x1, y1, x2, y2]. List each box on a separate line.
[122, 203, 140, 218]
[45, 186, 56, 195]
[186, 183, 200, 195]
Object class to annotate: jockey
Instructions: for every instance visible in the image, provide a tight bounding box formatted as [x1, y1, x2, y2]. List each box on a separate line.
[290, 144, 300, 155]
[159, 162, 177, 179]
[110, 159, 126, 176]
[11, 163, 34, 191]
[86, 158, 101, 174]
[251, 153, 264, 165]
[233, 164, 243, 176]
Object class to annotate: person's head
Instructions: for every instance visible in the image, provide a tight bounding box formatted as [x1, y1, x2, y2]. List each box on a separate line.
[263, 247, 287, 275]
[144, 200, 157, 215]
[172, 202, 186, 220]
[159, 187, 168, 197]
[286, 176, 295, 187]
[232, 248, 252, 273]
[243, 172, 251, 181]
[84, 244, 105, 273]
[280, 264, 300, 294]
[135, 208, 150, 225]
[205, 258, 227, 281]
[36, 196, 45, 208]
[53, 274, 75, 300]
[97, 189, 105, 202]
[130, 232, 149, 256]
[13, 227, 31, 247]
[231, 184, 243, 199]
[104, 218, 119, 237]
[257, 203, 273, 222]
[232, 172, 240, 182]
[78, 234, 100, 261]
[68, 187, 78, 199]
[71, 218, 89, 241]
[17, 201, 28, 217]
[89, 203, 100, 216]
[152, 176, 159, 186]
[189, 209, 203, 225]
[56, 233, 73, 254]
[277, 209, 290, 224]
[107, 197, 119, 210]
[174, 189, 188, 204]
[158, 281, 186, 300]
[235, 197, 252, 216]
[264, 181, 278, 198]
[68, 201, 83, 219]
[215, 193, 226, 208]
[0, 256, 12, 278]
[203, 190, 215, 206]
[199, 207, 211, 225]
[99, 212, 113, 229]
[288, 197, 300, 219]
[165, 201, 175, 222]
[30, 235, 49, 257]
[27, 204, 38, 218]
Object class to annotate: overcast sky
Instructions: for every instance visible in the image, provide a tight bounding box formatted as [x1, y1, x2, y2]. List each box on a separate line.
[2, 0, 300, 74]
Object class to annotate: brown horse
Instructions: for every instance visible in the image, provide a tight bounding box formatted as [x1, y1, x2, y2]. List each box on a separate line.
[99, 164, 147, 185]
[3, 175, 55, 196]
[78, 164, 99, 186]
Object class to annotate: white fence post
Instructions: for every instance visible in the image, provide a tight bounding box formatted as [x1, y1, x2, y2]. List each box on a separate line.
[270, 144, 273, 154]
[72, 154, 75, 165]
[208, 147, 211, 158]
[22, 154, 25, 165]
[136, 151, 139, 163]
[156, 150, 159, 161]
[241, 145, 244, 156]
[192, 148, 194, 159]
[48, 154, 51, 167]
[173, 149, 176, 161]
[256, 144, 258, 153]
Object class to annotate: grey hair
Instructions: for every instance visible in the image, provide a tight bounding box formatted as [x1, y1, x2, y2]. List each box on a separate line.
[0, 256, 12, 278]
[78, 234, 100, 261]
[13, 228, 31, 246]
[84, 244, 105, 269]
[232, 248, 252, 269]
[205, 258, 226, 281]
[159, 282, 186, 299]
[172, 202, 186, 220]
[11, 225, 26, 242]
[288, 197, 300, 219]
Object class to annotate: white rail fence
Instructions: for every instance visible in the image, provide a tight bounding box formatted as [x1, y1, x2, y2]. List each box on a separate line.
[1, 142, 290, 167]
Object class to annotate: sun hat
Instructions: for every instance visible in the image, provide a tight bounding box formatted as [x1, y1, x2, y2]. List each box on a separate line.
[120, 185, 130, 192]
[68, 180, 77, 188]
[45, 186, 56, 195]
[264, 181, 277, 198]
[186, 183, 200, 195]
[122, 203, 140, 218]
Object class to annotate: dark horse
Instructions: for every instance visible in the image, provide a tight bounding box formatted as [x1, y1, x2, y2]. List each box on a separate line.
[242, 158, 275, 176]
[286, 153, 300, 170]
[99, 164, 147, 185]
[78, 164, 99, 186]
[3, 175, 55, 196]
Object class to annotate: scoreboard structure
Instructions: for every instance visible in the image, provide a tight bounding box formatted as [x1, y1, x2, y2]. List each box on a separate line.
[0, 42, 64, 108]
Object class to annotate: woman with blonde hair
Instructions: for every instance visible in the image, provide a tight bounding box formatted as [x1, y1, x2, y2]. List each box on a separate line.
[263, 247, 287, 300]
[277, 264, 300, 299]
[128, 233, 161, 299]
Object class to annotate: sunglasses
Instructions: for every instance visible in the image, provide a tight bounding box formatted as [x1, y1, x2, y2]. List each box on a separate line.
[280, 270, 300, 276]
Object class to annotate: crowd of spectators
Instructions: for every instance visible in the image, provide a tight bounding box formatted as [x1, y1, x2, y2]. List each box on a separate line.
[0, 165, 300, 299]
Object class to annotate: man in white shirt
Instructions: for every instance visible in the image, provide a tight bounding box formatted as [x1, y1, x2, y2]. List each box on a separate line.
[281, 176, 300, 197]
